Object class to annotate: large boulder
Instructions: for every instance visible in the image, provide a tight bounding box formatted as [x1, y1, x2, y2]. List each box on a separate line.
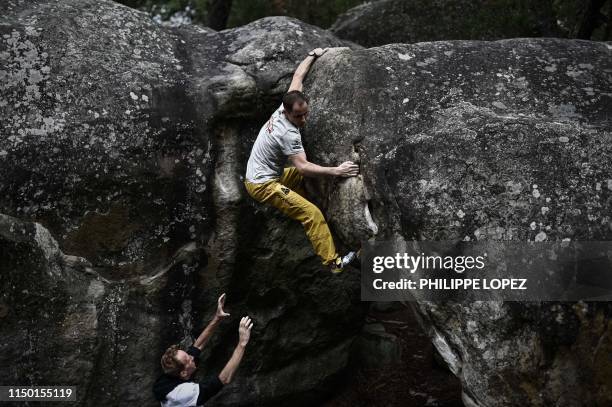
[0, 1, 364, 406]
[304, 40, 612, 406]
[2, 0, 612, 406]
[330, 0, 562, 47]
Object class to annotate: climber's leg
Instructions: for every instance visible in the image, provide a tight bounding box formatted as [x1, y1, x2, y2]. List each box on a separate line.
[278, 167, 306, 197]
[245, 179, 338, 265]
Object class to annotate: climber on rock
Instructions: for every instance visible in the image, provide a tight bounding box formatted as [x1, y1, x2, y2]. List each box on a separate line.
[244, 47, 359, 274]
[153, 293, 253, 406]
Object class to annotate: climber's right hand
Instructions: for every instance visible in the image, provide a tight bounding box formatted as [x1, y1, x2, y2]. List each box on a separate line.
[334, 161, 359, 177]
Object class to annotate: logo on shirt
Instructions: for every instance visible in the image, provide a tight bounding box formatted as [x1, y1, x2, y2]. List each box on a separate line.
[266, 117, 275, 134]
[280, 186, 290, 195]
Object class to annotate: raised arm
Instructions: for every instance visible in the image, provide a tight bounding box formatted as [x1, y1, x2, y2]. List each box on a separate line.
[217, 316, 253, 385]
[288, 48, 328, 92]
[193, 293, 230, 350]
[289, 152, 359, 178]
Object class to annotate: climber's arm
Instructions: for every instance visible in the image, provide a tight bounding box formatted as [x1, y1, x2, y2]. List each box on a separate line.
[289, 152, 359, 178]
[288, 48, 328, 93]
[217, 316, 253, 385]
[193, 293, 230, 350]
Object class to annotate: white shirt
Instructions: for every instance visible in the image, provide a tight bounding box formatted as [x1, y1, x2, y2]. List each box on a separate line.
[160, 382, 200, 407]
[245, 103, 305, 183]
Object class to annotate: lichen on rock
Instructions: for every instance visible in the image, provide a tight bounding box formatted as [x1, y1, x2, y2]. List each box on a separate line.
[1, 0, 611, 406]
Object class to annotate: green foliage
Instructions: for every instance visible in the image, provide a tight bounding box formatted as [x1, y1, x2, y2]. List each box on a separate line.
[228, 0, 365, 28]
[117, 0, 207, 22]
[116, 0, 365, 28]
[115, 0, 610, 40]
[553, 0, 612, 40]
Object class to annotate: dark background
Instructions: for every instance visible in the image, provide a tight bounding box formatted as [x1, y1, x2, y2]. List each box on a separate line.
[117, 0, 612, 41]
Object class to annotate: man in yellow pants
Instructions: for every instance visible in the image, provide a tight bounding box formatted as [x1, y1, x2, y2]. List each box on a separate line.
[244, 48, 359, 273]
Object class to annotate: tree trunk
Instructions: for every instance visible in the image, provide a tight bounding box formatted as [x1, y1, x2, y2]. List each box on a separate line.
[575, 0, 608, 39]
[208, 0, 233, 31]
[531, 0, 565, 37]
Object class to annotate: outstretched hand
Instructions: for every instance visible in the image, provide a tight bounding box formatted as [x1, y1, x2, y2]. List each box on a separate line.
[238, 316, 253, 347]
[310, 47, 328, 58]
[335, 161, 359, 177]
[216, 293, 230, 319]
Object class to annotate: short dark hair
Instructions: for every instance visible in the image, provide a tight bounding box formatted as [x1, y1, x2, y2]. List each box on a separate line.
[283, 91, 309, 113]
[161, 344, 184, 377]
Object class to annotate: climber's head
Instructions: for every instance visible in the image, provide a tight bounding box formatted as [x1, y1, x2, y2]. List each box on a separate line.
[160, 344, 197, 379]
[283, 90, 310, 128]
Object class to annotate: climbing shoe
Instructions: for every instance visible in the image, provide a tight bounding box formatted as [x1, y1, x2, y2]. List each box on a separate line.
[341, 251, 358, 268]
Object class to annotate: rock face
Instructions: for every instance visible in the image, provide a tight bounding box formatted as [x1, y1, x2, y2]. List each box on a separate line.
[304, 41, 612, 406]
[2, 1, 612, 407]
[330, 0, 561, 47]
[1, 1, 363, 406]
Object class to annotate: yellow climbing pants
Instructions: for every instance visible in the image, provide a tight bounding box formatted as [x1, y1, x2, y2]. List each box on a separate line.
[244, 167, 338, 265]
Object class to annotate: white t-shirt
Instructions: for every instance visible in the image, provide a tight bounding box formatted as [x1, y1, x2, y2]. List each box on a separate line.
[245, 104, 305, 183]
[161, 382, 200, 407]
